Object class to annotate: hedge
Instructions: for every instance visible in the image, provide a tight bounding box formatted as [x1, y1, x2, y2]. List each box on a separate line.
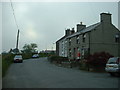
[48, 55, 68, 63]
[2, 54, 15, 77]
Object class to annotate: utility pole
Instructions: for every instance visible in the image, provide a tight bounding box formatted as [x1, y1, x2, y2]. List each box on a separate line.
[10, 0, 20, 54]
[16, 29, 19, 53]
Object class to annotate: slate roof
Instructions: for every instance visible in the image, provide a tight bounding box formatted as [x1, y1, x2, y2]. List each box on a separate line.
[56, 22, 101, 42]
[67, 22, 101, 39]
[56, 35, 67, 43]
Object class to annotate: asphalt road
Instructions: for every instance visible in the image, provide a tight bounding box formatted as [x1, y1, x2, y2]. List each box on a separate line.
[0, 55, 2, 89]
[2, 57, 119, 88]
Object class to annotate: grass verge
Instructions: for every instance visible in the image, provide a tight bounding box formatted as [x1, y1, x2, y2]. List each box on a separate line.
[2, 54, 15, 77]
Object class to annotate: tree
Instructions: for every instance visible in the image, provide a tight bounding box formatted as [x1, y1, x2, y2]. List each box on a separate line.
[31, 43, 37, 52]
[21, 43, 38, 53]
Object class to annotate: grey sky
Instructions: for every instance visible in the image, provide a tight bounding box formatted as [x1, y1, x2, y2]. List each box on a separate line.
[0, 2, 2, 53]
[2, 2, 118, 52]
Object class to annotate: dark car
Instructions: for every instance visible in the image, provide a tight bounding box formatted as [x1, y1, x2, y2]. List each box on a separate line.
[32, 54, 39, 58]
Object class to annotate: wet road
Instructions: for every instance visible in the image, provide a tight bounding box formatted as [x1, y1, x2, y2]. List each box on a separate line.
[2, 57, 119, 88]
[0, 55, 2, 89]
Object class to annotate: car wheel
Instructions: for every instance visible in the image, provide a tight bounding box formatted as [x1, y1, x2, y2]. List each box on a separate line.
[118, 73, 120, 77]
[110, 73, 115, 76]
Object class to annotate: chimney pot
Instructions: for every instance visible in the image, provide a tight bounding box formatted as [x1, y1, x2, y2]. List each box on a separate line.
[71, 28, 75, 34]
[100, 12, 112, 23]
[80, 22, 83, 25]
[77, 22, 86, 32]
[65, 29, 70, 36]
[72, 28, 74, 30]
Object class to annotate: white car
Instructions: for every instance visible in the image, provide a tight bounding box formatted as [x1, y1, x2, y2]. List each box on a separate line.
[105, 57, 120, 76]
[14, 55, 23, 63]
[32, 54, 39, 58]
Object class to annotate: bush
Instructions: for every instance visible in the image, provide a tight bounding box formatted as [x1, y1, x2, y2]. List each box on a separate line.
[79, 59, 89, 70]
[39, 53, 48, 57]
[22, 53, 32, 59]
[39, 53, 56, 57]
[85, 52, 113, 68]
[48, 55, 68, 63]
[2, 53, 15, 77]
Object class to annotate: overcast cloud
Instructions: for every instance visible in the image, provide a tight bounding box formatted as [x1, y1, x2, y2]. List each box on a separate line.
[1, 2, 118, 53]
[0, 3, 2, 53]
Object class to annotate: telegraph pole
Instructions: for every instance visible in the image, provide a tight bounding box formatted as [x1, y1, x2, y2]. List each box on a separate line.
[15, 29, 20, 54]
[16, 29, 19, 49]
[10, 0, 20, 54]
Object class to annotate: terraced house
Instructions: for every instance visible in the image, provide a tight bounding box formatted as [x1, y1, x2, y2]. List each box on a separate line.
[56, 13, 120, 60]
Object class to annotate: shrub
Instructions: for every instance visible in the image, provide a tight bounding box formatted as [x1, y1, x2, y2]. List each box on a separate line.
[79, 60, 86, 70]
[22, 53, 32, 59]
[39, 53, 55, 57]
[2, 53, 15, 77]
[48, 55, 68, 63]
[85, 52, 113, 68]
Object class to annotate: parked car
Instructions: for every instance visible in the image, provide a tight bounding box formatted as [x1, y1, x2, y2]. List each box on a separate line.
[14, 55, 23, 63]
[32, 54, 39, 58]
[105, 57, 120, 76]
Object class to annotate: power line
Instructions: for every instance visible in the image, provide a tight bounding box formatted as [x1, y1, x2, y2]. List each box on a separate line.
[10, 0, 20, 52]
[10, 0, 19, 30]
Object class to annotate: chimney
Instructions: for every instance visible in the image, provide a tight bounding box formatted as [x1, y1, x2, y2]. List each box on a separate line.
[100, 12, 112, 23]
[71, 28, 75, 34]
[65, 29, 71, 36]
[77, 22, 86, 32]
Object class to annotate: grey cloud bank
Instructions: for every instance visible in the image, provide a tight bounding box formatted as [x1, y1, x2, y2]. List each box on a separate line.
[2, 2, 118, 52]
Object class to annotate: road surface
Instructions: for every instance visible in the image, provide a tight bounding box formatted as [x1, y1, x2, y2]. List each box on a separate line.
[2, 57, 119, 88]
[0, 55, 2, 89]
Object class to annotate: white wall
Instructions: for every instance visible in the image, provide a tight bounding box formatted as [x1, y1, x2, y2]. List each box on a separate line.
[58, 38, 67, 57]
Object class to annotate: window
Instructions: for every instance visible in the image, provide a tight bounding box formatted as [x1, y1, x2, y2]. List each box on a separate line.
[77, 47, 81, 58]
[76, 35, 79, 44]
[65, 40, 67, 44]
[115, 34, 119, 43]
[77, 47, 80, 52]
[69, 38, 71, 46]
[82, 33, 86, 43]
[69, 49, 71, 57]
[65, 40, 67, 50]
[81, 46, 85, 56]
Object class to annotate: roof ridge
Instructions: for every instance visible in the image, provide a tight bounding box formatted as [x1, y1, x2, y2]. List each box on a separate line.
[81, 22, 100, 31]
[80, 22, 101, 33]
[66, 22, 101, 38]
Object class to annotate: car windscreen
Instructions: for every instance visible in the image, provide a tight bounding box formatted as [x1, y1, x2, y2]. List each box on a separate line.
[15, 55, 22, 58]
[107, 57, 118, 64]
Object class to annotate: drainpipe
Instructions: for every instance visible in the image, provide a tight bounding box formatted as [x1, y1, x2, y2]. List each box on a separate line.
[88, 32, 91, 56]
[118, 33, 120, 57]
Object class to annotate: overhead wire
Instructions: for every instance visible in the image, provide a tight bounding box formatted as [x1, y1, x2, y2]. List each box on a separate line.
[9, 0, 36, 50]
[10, 0, 21, 50]
[9, 0, 34, 43]
[10, 0, 19, 30]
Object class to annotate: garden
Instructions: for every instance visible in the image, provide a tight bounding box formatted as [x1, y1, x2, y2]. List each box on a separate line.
[48, 52, 114, 72]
